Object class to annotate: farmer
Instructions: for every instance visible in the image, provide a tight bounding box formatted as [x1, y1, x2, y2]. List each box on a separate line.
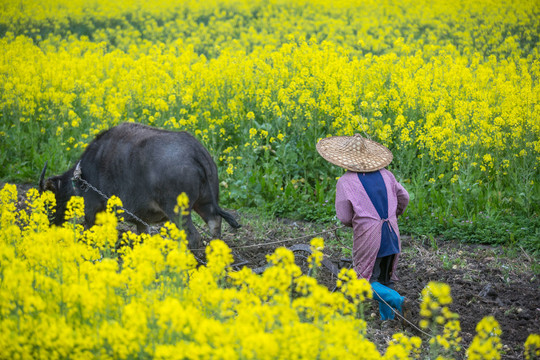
[316, 134, 409, 320]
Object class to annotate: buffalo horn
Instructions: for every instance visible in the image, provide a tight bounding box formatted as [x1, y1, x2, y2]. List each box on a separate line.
[39, 161, 48, 192]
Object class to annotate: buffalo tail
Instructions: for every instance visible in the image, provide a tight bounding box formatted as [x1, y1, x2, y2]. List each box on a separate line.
[219, 208, 241, 229]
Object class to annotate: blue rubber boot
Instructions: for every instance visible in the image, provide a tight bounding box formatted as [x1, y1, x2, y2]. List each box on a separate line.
[371, 282, 404, 320]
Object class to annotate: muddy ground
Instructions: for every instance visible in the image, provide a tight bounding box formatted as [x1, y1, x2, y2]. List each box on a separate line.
[212, 212, 539, 360]
[7, 183, 540, 359]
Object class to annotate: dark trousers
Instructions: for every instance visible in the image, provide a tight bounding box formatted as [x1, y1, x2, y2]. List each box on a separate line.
[370, 254, 395, 289]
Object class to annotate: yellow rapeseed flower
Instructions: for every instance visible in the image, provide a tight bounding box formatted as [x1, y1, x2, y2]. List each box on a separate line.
[64, 196, 85, 222]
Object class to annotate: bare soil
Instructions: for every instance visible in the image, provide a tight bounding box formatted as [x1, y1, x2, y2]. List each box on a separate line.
[214, 212, 540, 360]
[7, 183, 540, 359]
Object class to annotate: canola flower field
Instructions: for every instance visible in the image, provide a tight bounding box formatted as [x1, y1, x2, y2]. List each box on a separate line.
[0, 0, 539, 250]
[1, 185, 540, 359]
[0, 0, 540, 358]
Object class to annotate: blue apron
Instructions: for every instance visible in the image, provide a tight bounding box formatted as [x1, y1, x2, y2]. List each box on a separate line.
[357, 171, 404, 320]
[357, 171, 400, 257]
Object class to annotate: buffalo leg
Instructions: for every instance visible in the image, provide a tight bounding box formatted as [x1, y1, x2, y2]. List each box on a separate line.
[193, 202, 222, 239]
[83, 196, 105, 228]
[136, 222, 150, 234]
[162, 201, 202, 249]
[181, 214, 202, 250]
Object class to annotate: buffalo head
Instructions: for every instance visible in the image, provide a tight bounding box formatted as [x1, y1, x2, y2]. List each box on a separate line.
[39, 162, 76, 226]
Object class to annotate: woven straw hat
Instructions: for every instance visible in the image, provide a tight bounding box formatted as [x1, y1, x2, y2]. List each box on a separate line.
[316, 134, 393, 172]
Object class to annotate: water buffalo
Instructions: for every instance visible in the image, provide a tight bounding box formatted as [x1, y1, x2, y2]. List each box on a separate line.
[39, 122, 240, 249]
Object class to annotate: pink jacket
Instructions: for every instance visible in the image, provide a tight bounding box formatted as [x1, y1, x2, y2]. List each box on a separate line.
[335, 169, 409, 281]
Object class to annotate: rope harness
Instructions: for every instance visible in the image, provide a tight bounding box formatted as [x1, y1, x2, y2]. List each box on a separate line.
[72, 161, 157, 234]
[69, 161, 430, 338]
